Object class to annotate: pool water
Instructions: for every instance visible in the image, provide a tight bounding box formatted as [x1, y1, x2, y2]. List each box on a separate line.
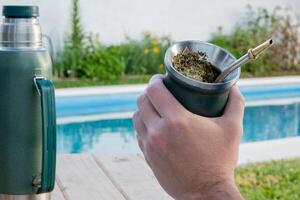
[56, 84, 300, 154]
[56, 84, 300, 118]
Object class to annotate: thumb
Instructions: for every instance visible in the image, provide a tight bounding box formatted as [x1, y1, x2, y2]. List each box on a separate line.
[222, 85, 245, 124]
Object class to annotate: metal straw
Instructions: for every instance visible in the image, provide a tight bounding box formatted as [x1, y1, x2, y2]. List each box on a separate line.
[214, 39, 273, 83]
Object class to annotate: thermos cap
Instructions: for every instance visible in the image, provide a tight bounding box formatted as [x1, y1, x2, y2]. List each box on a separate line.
[2, 5, 39, 18]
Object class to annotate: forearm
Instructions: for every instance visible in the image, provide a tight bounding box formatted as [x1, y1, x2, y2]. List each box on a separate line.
[177, 179, 244, 200]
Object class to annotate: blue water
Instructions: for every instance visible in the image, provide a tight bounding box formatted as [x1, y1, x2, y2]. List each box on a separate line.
[56, 83, 300, 117]
[56, 83, 300, 154]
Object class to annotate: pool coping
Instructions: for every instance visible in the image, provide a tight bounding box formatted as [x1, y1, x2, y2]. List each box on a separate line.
[238, 136, 300, 165]
[55, 75, 300, 97]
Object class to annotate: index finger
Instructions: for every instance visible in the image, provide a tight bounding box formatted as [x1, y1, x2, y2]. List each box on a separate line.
[145, 75, 186, 118]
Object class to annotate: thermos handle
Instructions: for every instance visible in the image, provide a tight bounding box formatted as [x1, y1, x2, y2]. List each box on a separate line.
[34, 77, 56, 193]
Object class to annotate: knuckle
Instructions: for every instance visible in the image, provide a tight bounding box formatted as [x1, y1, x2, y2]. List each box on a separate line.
[133, 111, 141, 125]
[164, 117, 177, 128]
[224, 121, 243, 136]
[133, 111, 138, 120]
[147, 124, 164, 145]
[232, 122, 243, 132]
[224, 118, 236, 127]
[137, 94, 146, 106]
[147, 126, 159, 137]
[148, 131, 161, 146]
[146, 81, 161, 97]
[236, 94, 245, 107]
[163, 115, 188, 130]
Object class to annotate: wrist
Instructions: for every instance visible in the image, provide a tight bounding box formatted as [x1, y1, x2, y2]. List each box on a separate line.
[176, 178, 244, 200]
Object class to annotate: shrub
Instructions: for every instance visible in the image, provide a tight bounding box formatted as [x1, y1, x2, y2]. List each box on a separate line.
[210, 5, 300, 77]
[53, 0, 84, 78]
[79, 35, 125, 80]
[118, 32, 172, 75]
[54, 0, 125, 80]
[55, 3, 300, 81]
[54, 0, 171, 80]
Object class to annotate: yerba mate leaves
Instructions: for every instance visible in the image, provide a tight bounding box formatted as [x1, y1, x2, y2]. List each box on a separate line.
[172, 49, 219, 83]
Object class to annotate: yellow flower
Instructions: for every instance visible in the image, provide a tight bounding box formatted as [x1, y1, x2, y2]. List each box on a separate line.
[144, 48, 149, 55]
[152, 47, 160, 54]
[143, 31, 150, 37]
[151, 39, 159, 46]
[159, 64, 164, 68]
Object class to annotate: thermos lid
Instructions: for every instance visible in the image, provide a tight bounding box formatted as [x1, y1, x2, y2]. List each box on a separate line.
[2, 5, 39, 18]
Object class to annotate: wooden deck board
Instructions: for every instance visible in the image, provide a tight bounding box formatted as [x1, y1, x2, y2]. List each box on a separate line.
[56, 154, 126, 200]
[0, 155, 172, 199]
[52, 182, 66, 200]
[94, 155, 172, 200]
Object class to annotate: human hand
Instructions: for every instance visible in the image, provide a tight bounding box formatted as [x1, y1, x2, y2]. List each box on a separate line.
[133, 75, 245, 200]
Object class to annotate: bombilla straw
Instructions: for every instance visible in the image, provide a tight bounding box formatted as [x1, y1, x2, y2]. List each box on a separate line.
[214, 39, 273, 83]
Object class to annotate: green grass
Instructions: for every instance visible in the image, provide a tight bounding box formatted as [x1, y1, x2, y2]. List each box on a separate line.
[236, 158, 300, 200]
[53, 71, 300, 88]
[53, 75, 152, 88]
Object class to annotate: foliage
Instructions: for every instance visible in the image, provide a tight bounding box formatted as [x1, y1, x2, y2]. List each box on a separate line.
[54, 0, 84, 78]
[210, 5, 300, 77]
[53, 75, 151, 88]
[54, 0, 170, 80]
[118, 32, 171, 75]
[54, 0, 125, 80]
[54, 3, 300, 83]
[77, 35, 125, 80]
[236, 159, 300, 200]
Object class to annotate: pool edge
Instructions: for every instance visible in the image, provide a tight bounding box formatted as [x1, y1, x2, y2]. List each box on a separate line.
[56, 76, 300, 97]
[238, 136, 300, 165]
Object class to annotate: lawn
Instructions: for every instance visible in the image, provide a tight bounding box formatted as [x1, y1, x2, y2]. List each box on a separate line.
[53, 72, 300, 89]
[53, 75, 152, 88]
[236, 158, 300, 200]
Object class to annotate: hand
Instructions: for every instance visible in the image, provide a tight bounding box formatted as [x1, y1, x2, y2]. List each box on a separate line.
[133, 75, 245, 200]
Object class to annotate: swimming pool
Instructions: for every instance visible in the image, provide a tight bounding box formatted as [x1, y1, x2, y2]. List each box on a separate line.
[56, 80, 300, 154]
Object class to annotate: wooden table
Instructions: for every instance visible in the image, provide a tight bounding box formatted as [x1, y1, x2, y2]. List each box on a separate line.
[53, 154, 172, 200]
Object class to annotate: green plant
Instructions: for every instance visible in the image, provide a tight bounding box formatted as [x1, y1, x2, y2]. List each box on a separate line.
[79, 35, 125, 80]
[54, 0, 85, 78]
[210, 5, 300, 76]
[236, 159, 300, 199]
[118, 32, 172, 75]
[54, 3, 300, 84]
[54, 0, 125, 80]
[53, 75, 151, 88]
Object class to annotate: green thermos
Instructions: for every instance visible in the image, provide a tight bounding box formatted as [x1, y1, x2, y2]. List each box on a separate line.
[0, 6, 56, 200]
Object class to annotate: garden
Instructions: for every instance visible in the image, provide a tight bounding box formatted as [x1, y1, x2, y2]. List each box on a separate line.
[53, 0, 300, 88]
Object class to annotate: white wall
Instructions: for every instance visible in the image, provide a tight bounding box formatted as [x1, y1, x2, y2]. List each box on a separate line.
[0, 0, 299, 50]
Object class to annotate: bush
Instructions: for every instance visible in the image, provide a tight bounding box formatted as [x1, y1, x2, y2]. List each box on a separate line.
[210, 5, 300, 77]
[54, 1, 171, 80]
[118, 32, 172, 75]
[54, 0, 125, 80]
[55, 2, 300, 82]
[54, 32, 171, 80]
[53, 0, 84, 78]
[79, 36, 125, 80]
